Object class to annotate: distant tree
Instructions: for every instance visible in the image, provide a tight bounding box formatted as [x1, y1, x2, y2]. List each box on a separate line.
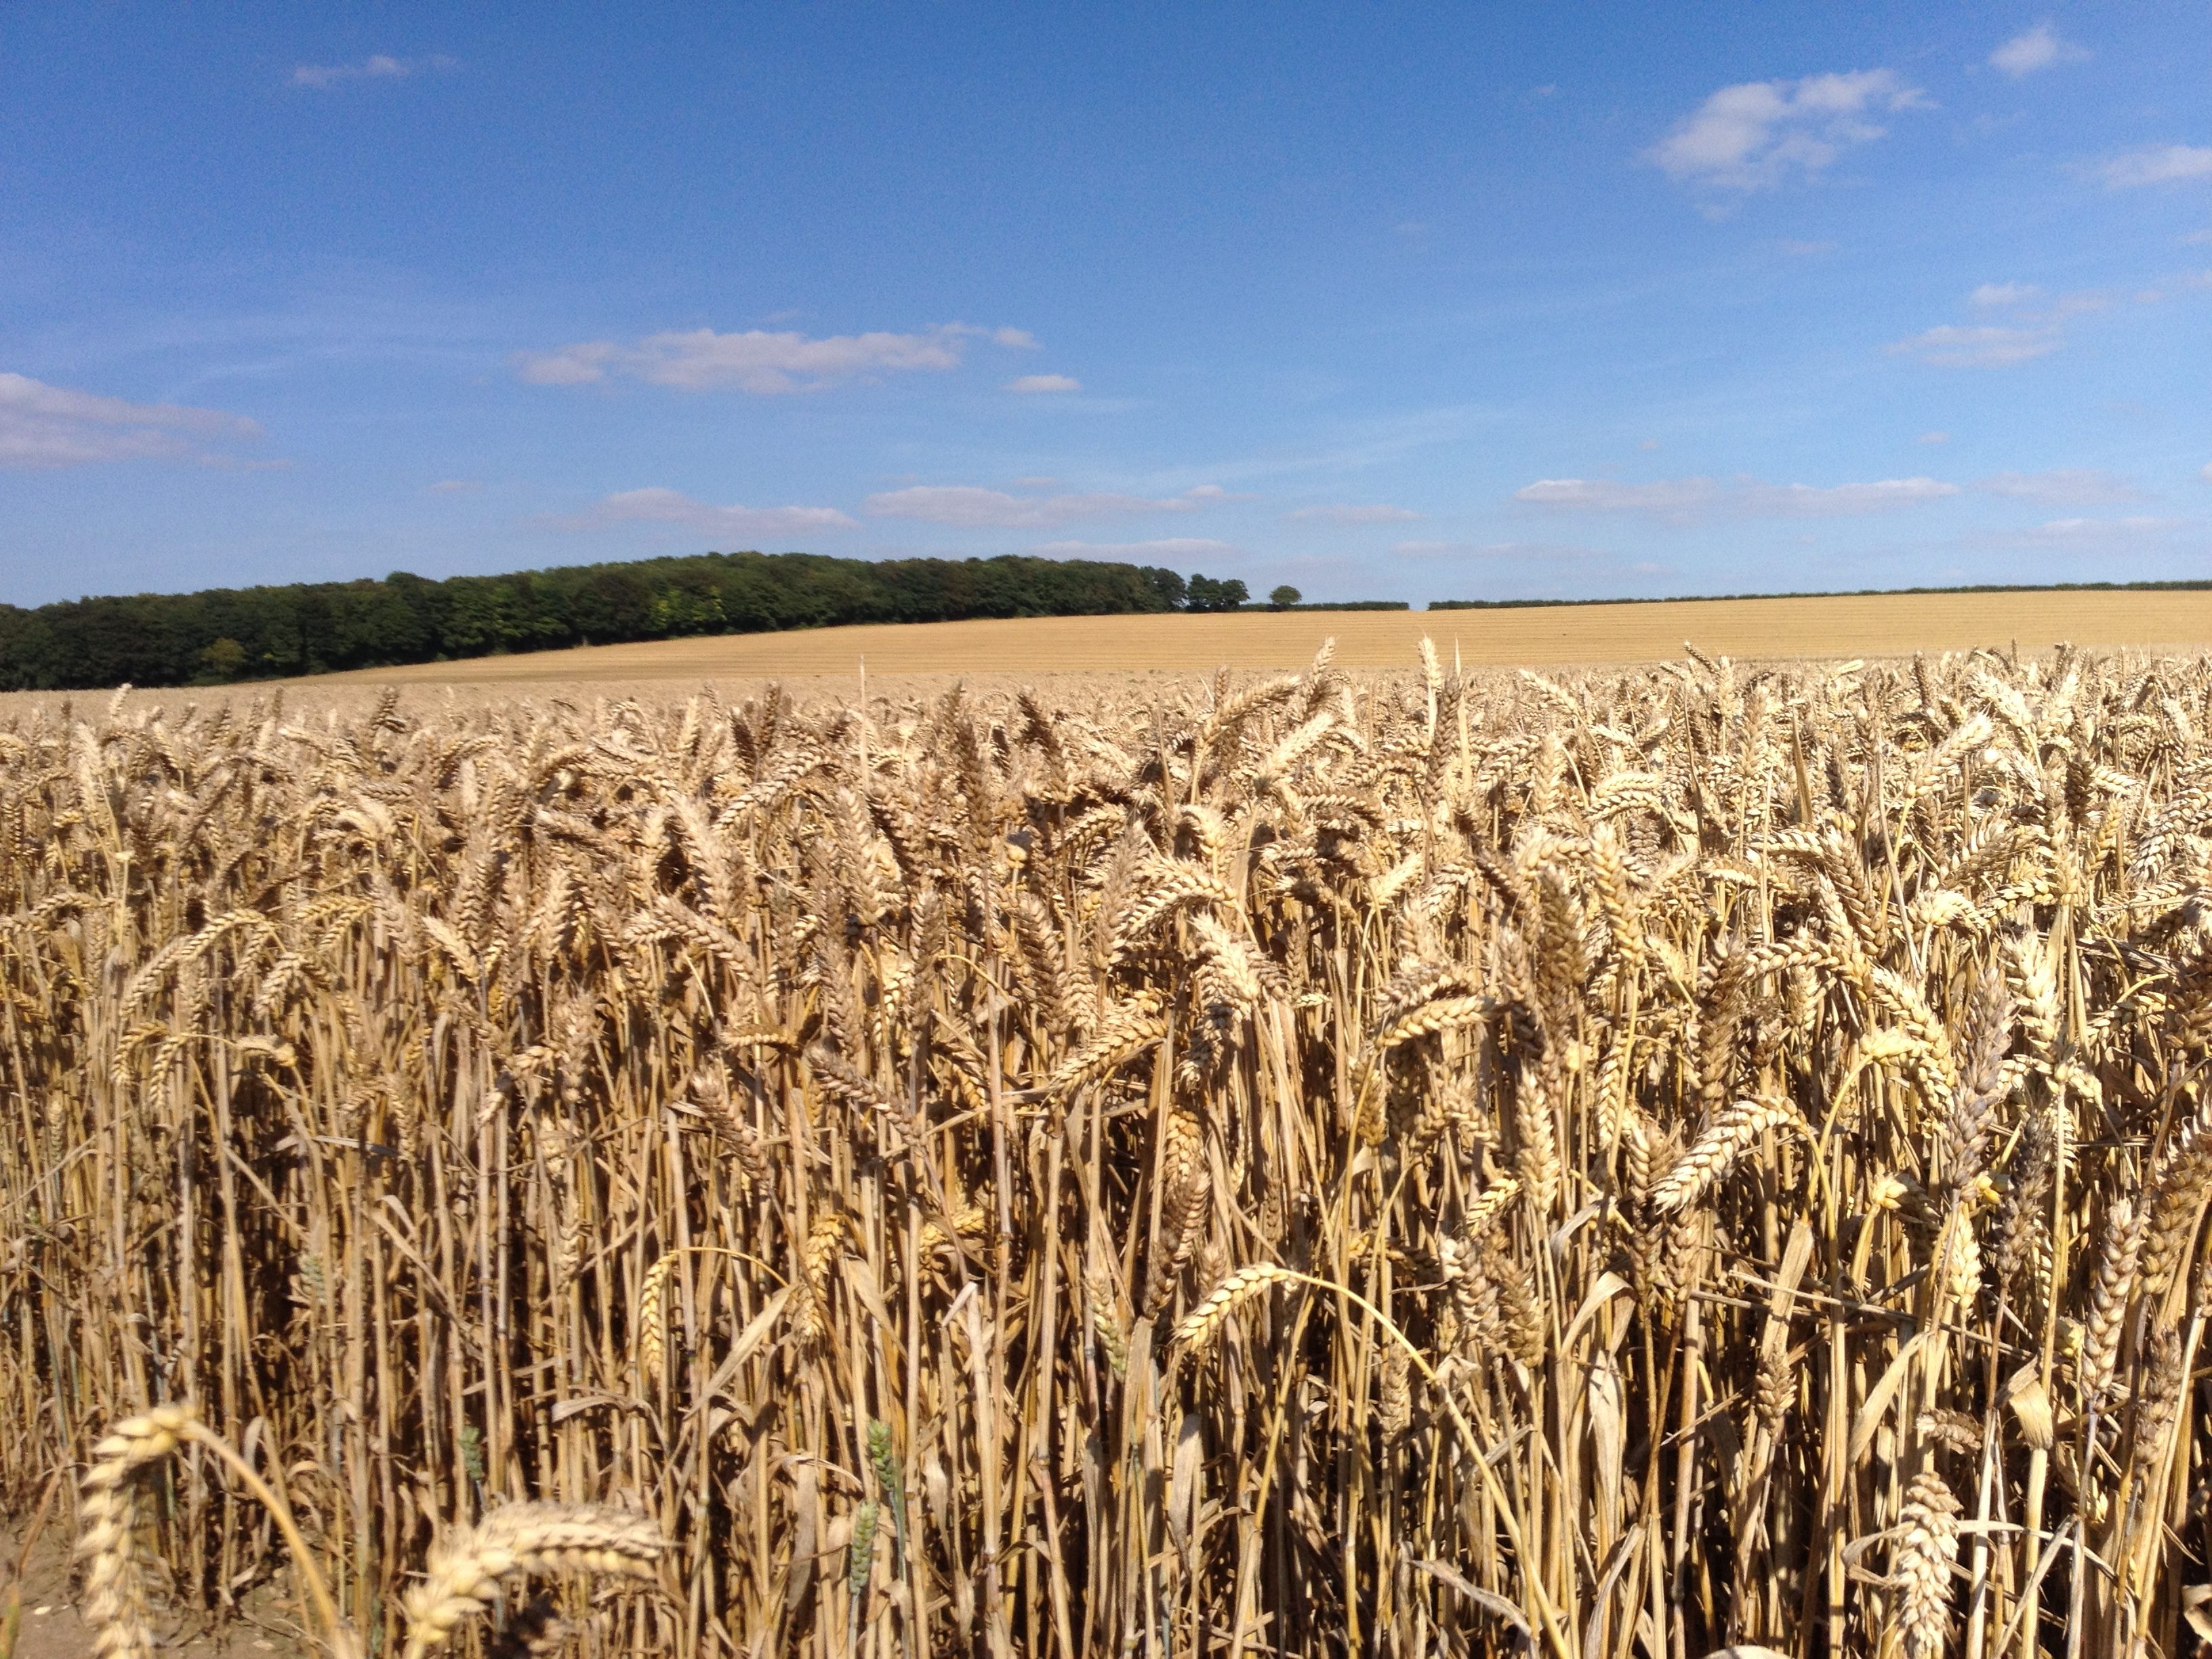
[1146, 567, 1189, 611]
[0, 547, 1216, 690]
[1269, 584, 1301, 610]
[1185, 573, 1250, 613]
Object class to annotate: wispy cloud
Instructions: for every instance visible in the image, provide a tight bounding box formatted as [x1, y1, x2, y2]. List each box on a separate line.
[1919, 431, 1951, 445]
[1891, 279, 2172, 367]
[1887, 323, 2061, 367]
[1647, 69, 1927, 194]
[865, 483, 1224, 529]
[548, 487, 856, 538]
[1980, 515, 2188, 546]
[1284, 503, 1420, 524]
[1393, 539, 1605, 560]
[1514, 473, 1958, 523]
[2089, 144, 2212, 189]
[1031, 538, 1237, 559]
[0, 371, 263, 470]
[1004, 373, 1080, 394]
[1978, 468, 2139, 505]
[1989, 24, 2087, 78]
[515, 323, 1035, 394]
[291, 54, 456, 89]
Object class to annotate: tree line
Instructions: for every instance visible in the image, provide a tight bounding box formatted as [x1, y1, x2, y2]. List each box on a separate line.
[0, 550, 1239, 690]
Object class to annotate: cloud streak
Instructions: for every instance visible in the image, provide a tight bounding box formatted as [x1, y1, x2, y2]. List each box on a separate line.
[1004, 373, 1080, 394]
[291, 54, 456, 89]
[865, 483, 1225, 528]
[1887, 323, 2060, 367]
[1393, 539, 1606, 560]
[0, 371, 263, 470]
[1979, 515, 2189, 547]
[1978, 469, 2139, 505]
[1647, 69, 1927, 193]
[2091, 145, 2212, 188]
[516, 323, 1036, 394]
[1285, 503, 1420, 524]
[1031, 538, 1236, 558]
[1514, 473, 1959, 523]
[548, 487, 856, 538]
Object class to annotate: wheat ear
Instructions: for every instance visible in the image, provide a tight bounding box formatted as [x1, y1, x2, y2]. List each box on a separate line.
[1890, 1469, 1961, 1659]
[77, 1407, 193, 1659]
[79, 1406, 354, 1659]
[1651, 1097, 1804, 1213]
[1171, 1263, 1301, 1348]
[400, 1502, 668, 1659]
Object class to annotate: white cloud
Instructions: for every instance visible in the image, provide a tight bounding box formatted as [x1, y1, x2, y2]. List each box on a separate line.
[992, 328, 1040, 350]
[2201, 462, 2212, 482]
[864, 483, 1225, 528]
[1004, 373, 1080, 394]
[1284, 503, 1421, 524]
[2092, 145, 2212, 188]
[1886, 323, 2060, 367]
[428, 478, 483, 493]
[1978, 468, 2139, 504]
[514, 323, 1033, 394]
[1031, 538, 1237, 558]
[1514, 473, 1959, 523]
[1970, 281, 2040, 307]
[1919, 431, 1952, 445]
[0, 371, 262, 470]
[291, 54, 455, 89]
[1646, 69, 1927, 193]
[2186, 228, 2212, 245]
[549, 487, 856, 538]
[1989, 24, 2087, 77]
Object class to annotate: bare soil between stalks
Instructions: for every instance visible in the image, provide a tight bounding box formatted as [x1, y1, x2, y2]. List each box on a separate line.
[2, 1526, 316, 1658]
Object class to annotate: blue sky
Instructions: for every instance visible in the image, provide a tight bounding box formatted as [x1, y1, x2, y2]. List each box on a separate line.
[3, 3, 2209, 607]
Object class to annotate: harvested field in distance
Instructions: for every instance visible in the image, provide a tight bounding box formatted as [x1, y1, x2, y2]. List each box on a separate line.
[303, 586, 2212, 685]
[14, 640, 2212, 1657]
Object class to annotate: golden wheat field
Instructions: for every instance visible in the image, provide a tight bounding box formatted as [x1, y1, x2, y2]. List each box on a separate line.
[304, 587, 2212, 684]
[14, 638, 2212, 1658]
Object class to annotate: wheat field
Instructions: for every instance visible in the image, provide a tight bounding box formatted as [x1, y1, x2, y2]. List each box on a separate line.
[302, 588, 2212, 683]
[9, 640, 2212, 1658]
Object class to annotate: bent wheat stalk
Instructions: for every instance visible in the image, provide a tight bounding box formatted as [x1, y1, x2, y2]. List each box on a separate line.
[78, 1405, 356, 1659]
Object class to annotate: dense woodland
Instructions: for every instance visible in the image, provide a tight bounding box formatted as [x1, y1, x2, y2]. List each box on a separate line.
[0, 550, 1209, 689]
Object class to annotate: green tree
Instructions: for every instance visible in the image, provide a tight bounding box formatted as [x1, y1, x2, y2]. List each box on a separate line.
[1185, 574, 1249, 613]
[1269, 585, 1301, 610]
[196, 637, 247, 682]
